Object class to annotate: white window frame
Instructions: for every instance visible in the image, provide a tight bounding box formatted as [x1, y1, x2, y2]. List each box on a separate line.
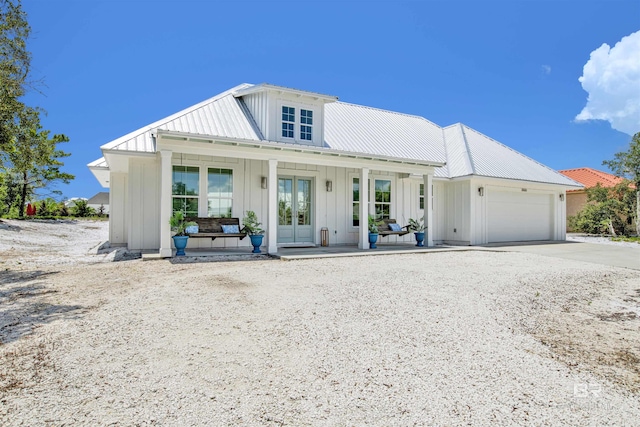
[172, 165, 200, 217]
[349, 173, 395, 230]
[281, 105, 295, 139]
[300, 109, 313, 141]
[207, 167, 234, 218]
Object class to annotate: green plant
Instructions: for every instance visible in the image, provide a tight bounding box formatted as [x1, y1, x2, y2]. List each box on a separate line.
[169, 211, 197, 236]
[71, 199, 95, 217]
[368, 214, 383, 233]
[408, 217, 425, 232]
[243, 210, 264, 235]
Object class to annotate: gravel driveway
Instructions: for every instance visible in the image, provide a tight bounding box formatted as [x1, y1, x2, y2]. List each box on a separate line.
[1, 220, 639, 426]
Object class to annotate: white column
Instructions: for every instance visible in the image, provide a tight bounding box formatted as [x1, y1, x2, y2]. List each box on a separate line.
[358, 167, 369, 249]
[424, 173, 434, 247]
[159, 150, 173, 257]
[267, 159, 278, 254]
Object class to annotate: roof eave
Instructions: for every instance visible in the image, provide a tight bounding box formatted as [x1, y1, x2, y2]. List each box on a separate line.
[155, 129, 446, 169]
[233, 83, 338, 103]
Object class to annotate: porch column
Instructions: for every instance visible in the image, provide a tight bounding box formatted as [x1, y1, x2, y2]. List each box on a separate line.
[358, 167, 369, 249]
[423, 173, 433, 247]
[267, 159, 278, 254]
[159, 150, 173, 257]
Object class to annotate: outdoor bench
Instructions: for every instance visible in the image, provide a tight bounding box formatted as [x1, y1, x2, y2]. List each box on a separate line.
[186, 217, 247, 241]
[378, 219, 410, 237]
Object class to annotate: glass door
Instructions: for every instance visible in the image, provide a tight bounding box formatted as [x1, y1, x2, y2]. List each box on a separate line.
[277, 177, 313, 244]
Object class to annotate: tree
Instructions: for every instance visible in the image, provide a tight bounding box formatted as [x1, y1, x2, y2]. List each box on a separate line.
[6, 107, 73, 218]
[0, 0, 73, 216]
[0, 0, 32, 163]
[569, 183, 636, 235]
[603, 132, 640, 234]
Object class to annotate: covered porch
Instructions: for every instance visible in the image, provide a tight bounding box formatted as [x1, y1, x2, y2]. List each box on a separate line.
[154, 130, 444, 257]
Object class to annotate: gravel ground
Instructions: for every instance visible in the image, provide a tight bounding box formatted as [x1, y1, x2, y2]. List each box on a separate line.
[1, 219, 639, 426]
[567, 233, 640, 249]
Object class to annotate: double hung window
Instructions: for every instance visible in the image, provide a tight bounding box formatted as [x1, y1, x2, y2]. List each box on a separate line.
[300, 109, 312, 140]
[172, 166, 199, 216]
[282, 106, 295, 138]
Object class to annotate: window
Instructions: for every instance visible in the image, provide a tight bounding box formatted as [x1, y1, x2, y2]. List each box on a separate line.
[172, 166, 199, 216]
[300, 109, 312, 140]
[352, 178, 360, 227]
[419, 183, 424, 210]
[374, 179, 391, 220]
[207, 168, 233, 217]
[282, 106, 295, 138]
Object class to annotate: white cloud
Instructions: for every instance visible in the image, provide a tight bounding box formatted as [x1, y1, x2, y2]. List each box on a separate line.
[541, 64, 551, 75]
[575, 30, 640, 135]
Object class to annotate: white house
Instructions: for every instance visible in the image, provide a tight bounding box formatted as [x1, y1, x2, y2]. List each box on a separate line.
[88, 83, 580, 255]
[87, 191, 109, 215]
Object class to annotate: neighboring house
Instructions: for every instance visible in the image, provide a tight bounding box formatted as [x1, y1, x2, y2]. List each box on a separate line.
[88, 83, 580, 255]
[87, 191, 110, 215]
[559, 167, 627, 230]
[64, 197, 87, 209]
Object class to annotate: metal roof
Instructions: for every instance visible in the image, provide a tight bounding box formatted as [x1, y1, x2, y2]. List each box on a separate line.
[93, 83, 580, 187]
[458, 125, 579, 186]
[324, 102, 447, 164]
[100, 84, 260, 152]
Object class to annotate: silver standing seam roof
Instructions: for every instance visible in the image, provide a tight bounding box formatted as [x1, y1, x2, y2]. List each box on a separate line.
[90, 83, 579, 187]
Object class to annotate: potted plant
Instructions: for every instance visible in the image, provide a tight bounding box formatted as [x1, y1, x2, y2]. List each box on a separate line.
[170, 211, 198, 256]
[408, 217, 426, 247]
[368, 214, 383, 249]
[243, 210, 264, 253]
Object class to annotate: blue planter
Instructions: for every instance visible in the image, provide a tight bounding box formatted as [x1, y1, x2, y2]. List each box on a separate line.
[172, 235, 189, 256]
[249, 234, 264, 253]
[369, 233, 379, 249]
[414, 232, 425, 247]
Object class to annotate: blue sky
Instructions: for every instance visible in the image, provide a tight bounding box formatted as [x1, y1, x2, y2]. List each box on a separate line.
[20, 0, 640, 199]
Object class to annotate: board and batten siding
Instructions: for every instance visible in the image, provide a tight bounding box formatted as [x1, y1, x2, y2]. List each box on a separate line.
[127, 158, 160, 250]
[240, 91, 326, 147]
[109, 172, 128, 246]
[242, 92, 269, 138]
[436, 180, 472, 245]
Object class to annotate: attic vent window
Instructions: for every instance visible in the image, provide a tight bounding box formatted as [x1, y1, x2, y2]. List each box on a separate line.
[282, 106, 295, 138]
[300, 109, 313, 141]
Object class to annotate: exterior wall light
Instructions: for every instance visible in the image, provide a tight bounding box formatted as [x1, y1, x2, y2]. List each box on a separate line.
[326, 180, 333, 192]
[478, 187, 484, 196]
[261, 176, 267, 189]
[559, 193, 565, 201]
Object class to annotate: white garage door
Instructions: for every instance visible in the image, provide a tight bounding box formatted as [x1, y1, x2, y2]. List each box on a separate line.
[488, 190, 553, 243]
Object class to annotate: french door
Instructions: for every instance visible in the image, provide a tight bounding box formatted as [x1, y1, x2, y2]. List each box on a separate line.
[277, 177, 314, 243]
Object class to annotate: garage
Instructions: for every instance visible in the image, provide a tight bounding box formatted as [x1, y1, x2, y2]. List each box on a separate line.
[487, 190, 553, 243]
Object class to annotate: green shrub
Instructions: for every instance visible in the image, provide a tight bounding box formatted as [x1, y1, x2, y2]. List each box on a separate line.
[71, 199, 95, 217]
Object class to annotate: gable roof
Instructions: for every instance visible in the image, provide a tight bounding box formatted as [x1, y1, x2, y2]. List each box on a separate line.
[101, 83, 260, 152]
[93, 83, 579, 187]
[559, 167, 626, 190]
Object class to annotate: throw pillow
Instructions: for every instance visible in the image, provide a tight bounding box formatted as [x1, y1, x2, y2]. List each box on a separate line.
[221, 224, 240, 234]
[185, 225, 199, 234]
[388, 223, 402, 232]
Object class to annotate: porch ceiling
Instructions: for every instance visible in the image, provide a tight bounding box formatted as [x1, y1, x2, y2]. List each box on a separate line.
[155, 130, 445, 175]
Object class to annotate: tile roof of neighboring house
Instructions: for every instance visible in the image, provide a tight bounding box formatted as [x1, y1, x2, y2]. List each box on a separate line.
[559, 168, 626, 191]
[92, 83, 579, 187]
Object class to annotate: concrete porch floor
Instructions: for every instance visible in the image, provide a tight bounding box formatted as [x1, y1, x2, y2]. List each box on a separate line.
[140, 243, 475, 261]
